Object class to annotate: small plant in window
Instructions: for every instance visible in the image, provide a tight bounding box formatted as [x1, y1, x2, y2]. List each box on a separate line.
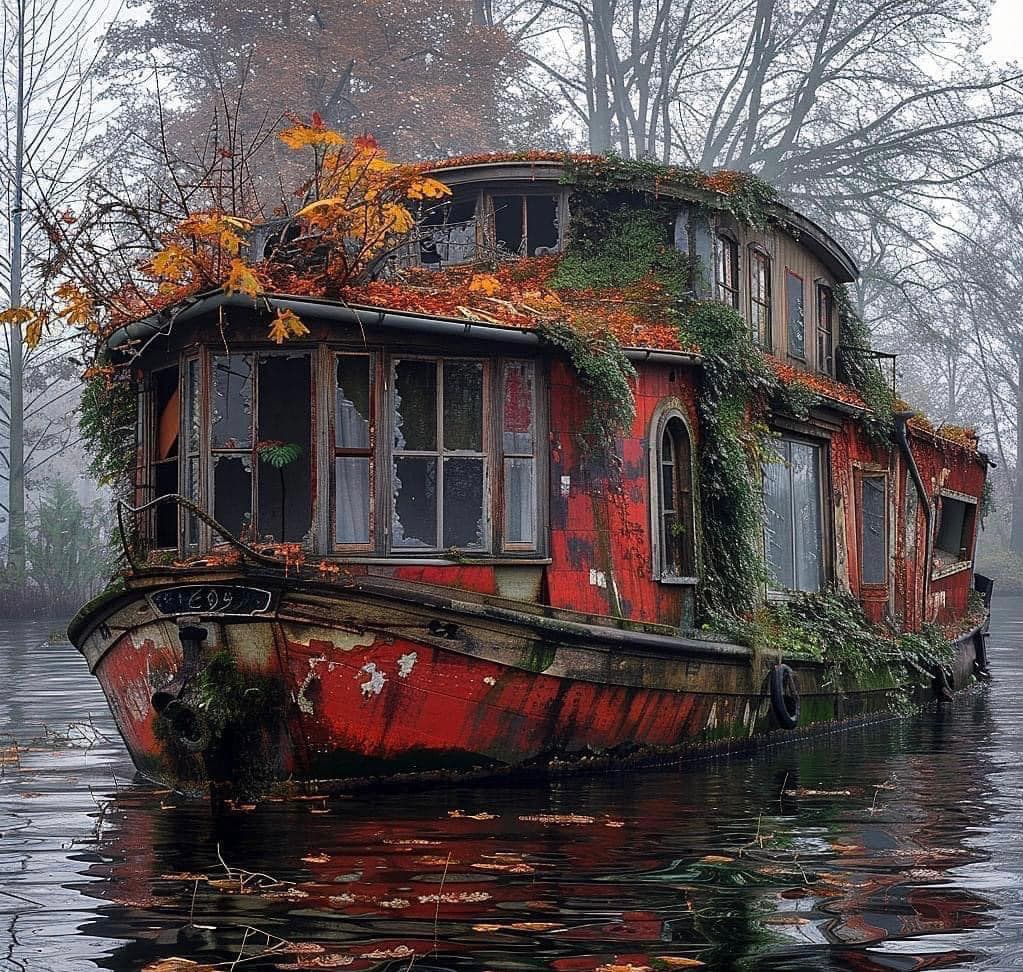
[258, 440, 303, 541]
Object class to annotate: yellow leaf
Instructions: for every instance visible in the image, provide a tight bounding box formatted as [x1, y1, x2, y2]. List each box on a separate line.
[279, 122, 346, 150]
[469, 274, 501, 296]
[0, 307, 34, 326]
[148, 244, 193, 282]
[405, 176, 451, 201]
[223, 259, 262, 298]
[268, 308, 309, 344]
[25, 310, 46, 349]
[55, 284, 96, 329]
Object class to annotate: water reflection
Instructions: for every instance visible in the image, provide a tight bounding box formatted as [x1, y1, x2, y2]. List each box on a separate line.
[3, 604, 1023, 969]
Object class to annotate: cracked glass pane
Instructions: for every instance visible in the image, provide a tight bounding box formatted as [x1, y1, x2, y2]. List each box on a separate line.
[393, 360, 436, 451]
[393, 456, 437, 547]
[213, 455, 251, 539]
[336, 356, 370, 449]
[212, 354, 253, 448]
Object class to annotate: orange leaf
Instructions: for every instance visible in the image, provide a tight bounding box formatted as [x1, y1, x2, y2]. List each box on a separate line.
[223, 259, 263, 298]
[268, 308, 309, 344]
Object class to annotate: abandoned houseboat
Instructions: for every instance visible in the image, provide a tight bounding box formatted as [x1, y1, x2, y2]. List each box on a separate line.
[68, 151, 992, 793]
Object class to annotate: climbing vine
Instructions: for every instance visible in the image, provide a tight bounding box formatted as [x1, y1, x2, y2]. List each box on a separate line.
[79, 366, 136, 496]
[560, 156, 779, 228]
[537, 320, 636, 463]
[835, 285, 895, 442]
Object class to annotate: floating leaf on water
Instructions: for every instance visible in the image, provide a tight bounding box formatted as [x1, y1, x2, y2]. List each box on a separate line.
[377, 897, 410, 909]
[783, 789, 852, 798]
[358, 946, 415, 959]
[519, 813, 595, 825]
[699, 855, 733, 864]
[302, 853, 331, 863]
[654, 959, 705, 968]
[470, 862, 536, 874]
[449, 809, 499, 820]
[508, 921, 563, 931]
[471, 924, 503, 932]
[142, 959, 216, 972]
[762, 915, 811, 925]
[328, 893, 357, 906]
[159, 873, 207, 882]
[605, 820, 626, 828]
[595, 964, 652, 972]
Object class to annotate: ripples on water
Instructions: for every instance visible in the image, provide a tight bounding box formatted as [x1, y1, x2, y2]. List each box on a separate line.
[2, 603, 1023, 971]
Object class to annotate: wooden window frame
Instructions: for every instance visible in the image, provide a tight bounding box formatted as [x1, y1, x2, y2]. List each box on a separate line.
[763, 432, 832, 597]
[484, 190, 565, 259]
[748, 245, 772, 349]
[387, 355, 492, 554]
[649, 404, 699, 584]
[785, 269, 806, 361]
[500, 360, 540, 553]
[856, 469, 888, 588]
[206, 348, 316, 545]
[816, 281, 835, 375]
[332, 351, 376, 553]
[716, 232, 740, 309]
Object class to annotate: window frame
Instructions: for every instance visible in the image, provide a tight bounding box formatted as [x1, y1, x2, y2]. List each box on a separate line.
[500, 360, 540, 553]
[748, 245, 772, 348]
[785, 269, 806, 360]
[204, 348, 316, 545]
[816, 281, 835, 375]
[649, 404, 699, 584]
[332, 351, 376, 552]
[763, 433, 831, 597]
[147, 362, 182, 550]
[932, 489, 979, 574]
[716, 232, 740, 309]
[856, 469, 888, 588]
[484, 189, 564, 259]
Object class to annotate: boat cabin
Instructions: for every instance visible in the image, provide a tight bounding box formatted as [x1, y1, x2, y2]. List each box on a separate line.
[123, 156, 987, 634]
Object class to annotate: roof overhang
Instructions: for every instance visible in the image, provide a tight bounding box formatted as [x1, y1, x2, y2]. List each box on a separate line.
[107, 290, 703, 367]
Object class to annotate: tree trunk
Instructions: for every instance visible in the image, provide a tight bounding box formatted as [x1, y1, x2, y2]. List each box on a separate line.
[7, 0, 26, 576]
[589, 3, 612, 153]
[1011, 351, 1023, 557]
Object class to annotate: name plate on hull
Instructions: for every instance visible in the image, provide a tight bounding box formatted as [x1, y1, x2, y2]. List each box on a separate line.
[150, 585, 273, 617]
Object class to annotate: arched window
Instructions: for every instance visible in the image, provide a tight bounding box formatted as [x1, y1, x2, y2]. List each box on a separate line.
[653, 411, 697, 581]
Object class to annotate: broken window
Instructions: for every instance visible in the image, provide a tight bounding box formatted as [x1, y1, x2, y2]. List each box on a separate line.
[392, 358, 486, 550]
[502, 362, 537, 548]
[656, 414, 697, 580]
[786, 271, 805, 359]
[184, 357, 201, 547]
[257, 354, 312, 543]
[860, 475, 887, 585]
[335, 354, 373, 546]
[208, 352, 312, 544]
[935, 494, 977, 564]
[211, 354, 254, 539]
[716, 234, 739, 309]
[490, 194, 561, 257]
[152, 365, 180, 548]
[817, 282, 835, 375]
[749, 247, 772, 348]
[419, 197, 477, 267]
[764, 438, 825, 592]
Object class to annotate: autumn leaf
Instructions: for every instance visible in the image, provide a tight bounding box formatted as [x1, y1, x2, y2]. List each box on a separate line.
[55, 283, 96, 329]
[224, 259, 263, 297]
[653, 959, 705, 968]
[268, 308, 309, 344]
[280, 117, 346, 150]
[141, 960, 216, 972]
[149, 244, 194, 282]
[25, 310, 47, 349]
[468, 274, 501, 295]
[404, 175, 451, 201]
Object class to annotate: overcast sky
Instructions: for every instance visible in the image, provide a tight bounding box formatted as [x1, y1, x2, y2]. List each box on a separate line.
[986, 0, 1022, 61]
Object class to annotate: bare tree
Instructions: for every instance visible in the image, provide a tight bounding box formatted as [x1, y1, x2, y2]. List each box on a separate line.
[0, 0, 113, 574]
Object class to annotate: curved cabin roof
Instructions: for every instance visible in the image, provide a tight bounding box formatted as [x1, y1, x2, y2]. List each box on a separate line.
[420, 154, 859, 284]
[106, 153, 858, 357]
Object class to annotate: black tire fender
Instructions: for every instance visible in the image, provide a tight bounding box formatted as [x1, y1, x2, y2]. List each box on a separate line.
[770, 663, 800, 730]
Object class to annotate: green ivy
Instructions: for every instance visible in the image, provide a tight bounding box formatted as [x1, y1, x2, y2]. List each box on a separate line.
[676, 301, 778, 614]
[537, 320, 636, 463]
[79, 368, 136, 496]
[560, 156, 779, 228]
[706, 589, 954, 678]
[835, 285, 895, 442]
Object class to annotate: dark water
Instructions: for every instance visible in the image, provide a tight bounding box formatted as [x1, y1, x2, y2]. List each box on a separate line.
[2, 604, 1023, 972]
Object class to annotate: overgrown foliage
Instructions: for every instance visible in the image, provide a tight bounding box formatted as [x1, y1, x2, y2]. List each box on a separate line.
[561, 156, 779, 228]
[706, 590, 954, 677]
[537, 321, 636, 463]
[835, 285, 895, 442]
[676, 302, 777, 613]
[78, 368, 136, 496]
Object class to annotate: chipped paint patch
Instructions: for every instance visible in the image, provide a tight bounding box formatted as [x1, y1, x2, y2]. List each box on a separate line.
[397, 652, 418, 678]
[483, 676, 496, 686]
[589, 569, 607, 589]
[359, 662, 386, 697]
[706, 702, 718, 731]
[560, 475, 571, 498]
[285, 628, 376, 652]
